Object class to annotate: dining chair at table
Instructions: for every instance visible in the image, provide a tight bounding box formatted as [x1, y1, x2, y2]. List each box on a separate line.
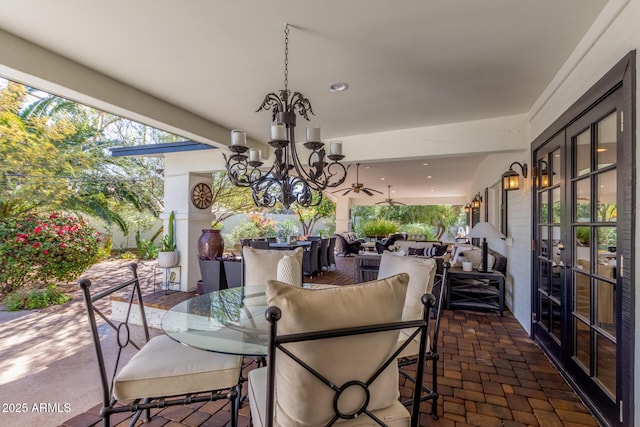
[317, 237, 330, 273]
[376, 252, 448, 418]
[248, 274, 436, 426]
[250, 240, 270, 249]
[78, 263, 243, 427]
[302, 239, 320, 277]
[327, 236, 336, 270]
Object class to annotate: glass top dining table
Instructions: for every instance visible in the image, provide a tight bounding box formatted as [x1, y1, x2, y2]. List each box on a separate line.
[161, 285, 271, 356]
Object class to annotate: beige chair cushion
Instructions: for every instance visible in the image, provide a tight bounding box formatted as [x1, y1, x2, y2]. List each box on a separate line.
[377, 252, 436, 321]
[113, 335, 241, 400]
[248, 366, 410, 427]
[262, 274, 409, 426]
[242, 247, 303, 286]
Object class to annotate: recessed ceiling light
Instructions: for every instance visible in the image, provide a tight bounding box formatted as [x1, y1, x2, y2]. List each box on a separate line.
[391, 190, 396, 193]
[328, 82, 349, 92]
[427, 175, 432, 179]
[597, 148, 607, 152]
[423, 163, 429, 166]
[430, 189, 435, 192]
[365, 166, 371, 169]
[380, 177, 385, 181]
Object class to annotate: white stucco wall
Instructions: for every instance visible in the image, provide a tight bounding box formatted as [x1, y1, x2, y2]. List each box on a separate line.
[467, 151, 532, 333]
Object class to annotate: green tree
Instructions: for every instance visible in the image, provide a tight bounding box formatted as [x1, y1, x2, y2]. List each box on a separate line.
[293, 196, 335, 236]
[0, 81, 165, 234]
[209, 172, 256, 228]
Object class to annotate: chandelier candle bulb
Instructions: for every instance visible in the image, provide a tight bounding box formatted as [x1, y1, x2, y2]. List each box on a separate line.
[307, 126, 321, 142]
[330, 141, 342, 156]
[231, 130, 246, 146]
[249, 149, 260, 162]
[271, 123, 287, 140]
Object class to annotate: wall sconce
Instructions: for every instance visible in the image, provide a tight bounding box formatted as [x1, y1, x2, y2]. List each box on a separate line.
[502, 162, 528, 191]
[463, 203, 471, 213]
[471, 193, 482, 210]
[539, 160, 552, 188]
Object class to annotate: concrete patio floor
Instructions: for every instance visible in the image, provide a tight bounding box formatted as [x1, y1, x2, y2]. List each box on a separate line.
[0, 256, 599, 427]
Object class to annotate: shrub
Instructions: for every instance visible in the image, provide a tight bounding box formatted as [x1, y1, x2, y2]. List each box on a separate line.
[277, 219, 300, 242]
[3, 284, 72, 311]
[225, 212, 280, 253]
[0, 212, 101, 293]
[361, 219, 399, 238]
[403, 223, 436, 241]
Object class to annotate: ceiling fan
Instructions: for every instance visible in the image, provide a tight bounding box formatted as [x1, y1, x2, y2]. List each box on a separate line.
[331, 163, 382, 196]
[376, 185, 406, 206]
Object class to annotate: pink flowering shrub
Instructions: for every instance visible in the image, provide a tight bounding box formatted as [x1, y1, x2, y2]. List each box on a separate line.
[0, 213, 101, 292]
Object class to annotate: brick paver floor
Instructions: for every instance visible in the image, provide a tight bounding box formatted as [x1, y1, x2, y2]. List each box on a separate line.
[60, 255, 599, 427]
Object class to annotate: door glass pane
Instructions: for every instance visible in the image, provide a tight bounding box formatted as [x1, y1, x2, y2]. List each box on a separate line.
[575, 178, 590, 222]
[597, 112, 616, 170]
[574, 318, 591, 373]
[596, 226, 617, 280]
[539, 190, 549, 222]
[540, 296, 550, 331]
[575, 128, 591, 177]
[596, 280, 616, 337]
[551, 149, 561, 186]
[539, 158, 551, 188]
[595, 334, 616, 397]
[551, 226, 561, 260]
[552, 188, 561, 223]
[551, 302, 562, 341]
[574, 271, 590, 319]
[539, 225, 549, 258]
[551, 265, 562, 299]
[596, 169, 617, 222]
[539, 260, 550, 293]
[575, 226, 591, 266]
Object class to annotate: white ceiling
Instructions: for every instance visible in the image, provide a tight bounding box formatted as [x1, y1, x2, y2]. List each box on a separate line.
[0, 0, 609, 203]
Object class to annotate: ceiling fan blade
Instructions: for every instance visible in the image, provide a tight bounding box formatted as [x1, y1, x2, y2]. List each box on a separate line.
[369, 188, 383, 194]
[362, 189, 374, 196]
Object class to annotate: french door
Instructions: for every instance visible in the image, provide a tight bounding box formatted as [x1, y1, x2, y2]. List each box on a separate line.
[532, 53, 634, 427]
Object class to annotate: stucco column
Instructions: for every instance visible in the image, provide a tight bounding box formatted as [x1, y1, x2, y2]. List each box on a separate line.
[334, 198, 353, 233]
[163, 172, 215, 291]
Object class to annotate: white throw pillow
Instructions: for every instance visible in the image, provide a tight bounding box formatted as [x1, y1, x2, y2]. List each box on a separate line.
[276, 254, 302, 286]
[265, 274, 408, 425]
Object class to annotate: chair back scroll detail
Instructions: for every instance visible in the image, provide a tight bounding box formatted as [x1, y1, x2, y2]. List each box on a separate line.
[263, 294, 436, 426]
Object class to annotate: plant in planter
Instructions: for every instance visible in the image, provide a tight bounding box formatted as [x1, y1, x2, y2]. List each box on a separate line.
[361, 219, 399, 239]
[157, 210, 179, 268]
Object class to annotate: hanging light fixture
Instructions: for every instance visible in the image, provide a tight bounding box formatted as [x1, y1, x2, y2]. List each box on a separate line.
[223, 24, 348, 209]
[502, 161, 528, 191]
[463, 203, 471, 213]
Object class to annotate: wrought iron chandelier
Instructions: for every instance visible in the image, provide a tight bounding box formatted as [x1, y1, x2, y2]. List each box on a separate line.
[223, 24, 348, 209]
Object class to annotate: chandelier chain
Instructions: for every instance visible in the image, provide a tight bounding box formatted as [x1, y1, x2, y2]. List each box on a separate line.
[284, 24, 289, 91]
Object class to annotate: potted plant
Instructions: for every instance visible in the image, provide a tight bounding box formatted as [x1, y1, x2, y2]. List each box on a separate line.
[157, 210, 179, 268]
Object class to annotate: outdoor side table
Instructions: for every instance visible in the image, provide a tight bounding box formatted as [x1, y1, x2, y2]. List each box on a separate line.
[354, 253, 381, 283]
[446, 267, 505, 316]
